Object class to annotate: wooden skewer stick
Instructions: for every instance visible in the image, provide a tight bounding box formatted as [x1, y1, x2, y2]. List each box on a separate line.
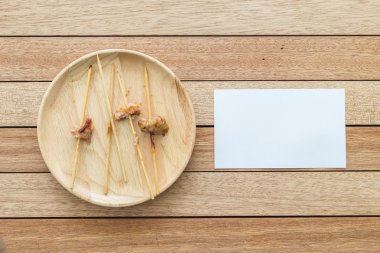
[144, 67, 153, 119]
[116, 73, 154, 199]
[70, 66, 92, 190]
[144, 66, 160, 196]
[103, 64, 116, 195]
[96, 55, 127, 182]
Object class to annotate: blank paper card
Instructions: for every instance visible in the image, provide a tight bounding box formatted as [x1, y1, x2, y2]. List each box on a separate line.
[214, 89, 346, 169]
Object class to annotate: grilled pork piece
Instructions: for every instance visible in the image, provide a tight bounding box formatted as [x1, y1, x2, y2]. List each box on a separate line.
[71, 117, 93, 140]
[114, 102, 141, 120]
[138, 116, 169, 136]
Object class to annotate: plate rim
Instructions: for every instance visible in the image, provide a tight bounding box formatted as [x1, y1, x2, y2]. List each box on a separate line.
[37, 49, 196, 207]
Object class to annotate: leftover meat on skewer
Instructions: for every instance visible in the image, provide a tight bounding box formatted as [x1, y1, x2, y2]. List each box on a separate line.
[71, 117, 93, 140]
[138, 116, 169, 136]
[138, 66, 170, 196]
[70, 66, 93, 190]
[114, 102, 141, 120]
[115, 73, 154, 199]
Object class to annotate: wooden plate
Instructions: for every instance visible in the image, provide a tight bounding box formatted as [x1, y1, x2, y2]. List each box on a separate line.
[37, 49, 196, 207]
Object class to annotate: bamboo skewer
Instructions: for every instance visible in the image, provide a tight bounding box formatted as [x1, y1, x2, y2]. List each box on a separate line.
[103, 64, 116, 195]
[144, 67, 153, 120]
[70, 66, 93, 190]
[144, 66, 160, 196]
[116, 73, 154, 199]
[96, 55, 127, 182]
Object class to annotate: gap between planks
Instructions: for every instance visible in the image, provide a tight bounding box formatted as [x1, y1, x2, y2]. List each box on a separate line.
[5, 35, 380, 37]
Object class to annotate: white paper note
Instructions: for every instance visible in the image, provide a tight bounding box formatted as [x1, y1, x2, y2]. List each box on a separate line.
[214, 89, 346, 169]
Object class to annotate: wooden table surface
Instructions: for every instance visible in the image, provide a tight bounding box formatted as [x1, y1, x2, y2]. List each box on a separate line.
[1, 1, 380, 252]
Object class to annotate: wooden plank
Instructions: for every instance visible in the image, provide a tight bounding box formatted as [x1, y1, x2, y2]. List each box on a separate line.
[0, 127, 379, 173]
[1, 172, 380, 217]
[2, 1, 380, 35]
[2, 37, 380, 81]
[1, 81, 379, 126]
[1, 218, 380, 252]
[0, 128, 43, 172]
[0, 82, 47, 126]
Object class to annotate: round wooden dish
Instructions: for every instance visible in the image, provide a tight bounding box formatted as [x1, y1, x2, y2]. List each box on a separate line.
[38, 49, 196, 207]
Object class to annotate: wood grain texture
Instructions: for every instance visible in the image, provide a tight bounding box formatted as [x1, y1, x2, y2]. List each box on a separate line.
[1, 127, 379, 173]
[2, 37, 380, 81]
[1, 1, 380, 35]
[1, 218, 380, 252]
[1, 0, 380, 248]
[1, 81, 380, 126]
[1, 172, 380, 217]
